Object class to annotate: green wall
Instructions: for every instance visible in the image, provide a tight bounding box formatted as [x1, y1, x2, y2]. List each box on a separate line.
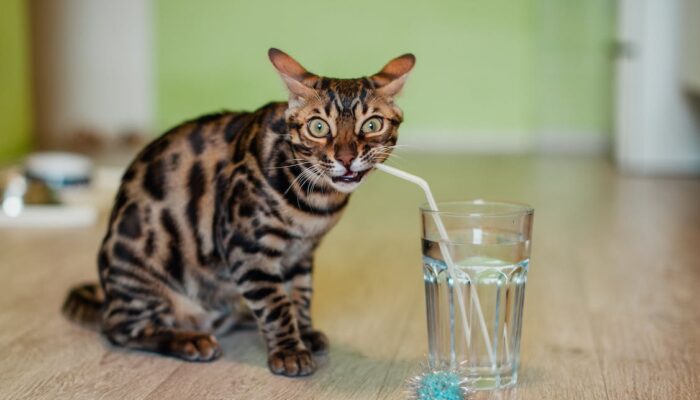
[156, 0, 536, 139]
[155, 0, 615, 145]
[534, 0, 616, 137]
[0, 1, 615, 163]
[0, 0, 32, 163]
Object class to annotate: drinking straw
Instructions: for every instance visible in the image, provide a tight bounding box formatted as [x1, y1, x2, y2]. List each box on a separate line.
[375, 163, 497, 370]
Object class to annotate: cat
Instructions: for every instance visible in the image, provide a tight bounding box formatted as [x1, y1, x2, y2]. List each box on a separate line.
[62, 48, 414, 376]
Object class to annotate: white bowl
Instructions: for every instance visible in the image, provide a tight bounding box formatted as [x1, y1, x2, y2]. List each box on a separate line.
[25, 152, 93, 188]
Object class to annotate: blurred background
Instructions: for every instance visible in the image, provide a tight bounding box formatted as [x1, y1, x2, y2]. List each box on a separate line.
[0, 0, 699, 226]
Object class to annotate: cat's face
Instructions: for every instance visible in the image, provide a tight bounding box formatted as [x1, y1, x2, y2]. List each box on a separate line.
[269, 49, 415, 193]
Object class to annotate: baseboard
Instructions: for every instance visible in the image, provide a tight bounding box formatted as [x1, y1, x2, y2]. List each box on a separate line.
[535, 130, 611, 155]
[398, 129, 610, 155]
[617, 156, 700, 175]
[398, 130, 531, 154]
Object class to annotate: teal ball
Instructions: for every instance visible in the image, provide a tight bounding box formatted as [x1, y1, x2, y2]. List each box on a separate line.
[415, 371, 465, 400]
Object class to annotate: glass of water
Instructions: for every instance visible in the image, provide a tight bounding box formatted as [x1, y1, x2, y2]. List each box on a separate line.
[421, 200, 534, 390]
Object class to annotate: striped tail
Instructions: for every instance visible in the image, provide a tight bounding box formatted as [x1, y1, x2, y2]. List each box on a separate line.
[62, 282, 104, 329]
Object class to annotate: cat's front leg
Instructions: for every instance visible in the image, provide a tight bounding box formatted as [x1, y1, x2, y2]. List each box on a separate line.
[286, 257, 329, 355]
[237, 266, 314, 376]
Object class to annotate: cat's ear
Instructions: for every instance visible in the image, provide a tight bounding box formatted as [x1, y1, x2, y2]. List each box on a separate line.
[268, 48, 318, 99]
[371, 53, 416, 98]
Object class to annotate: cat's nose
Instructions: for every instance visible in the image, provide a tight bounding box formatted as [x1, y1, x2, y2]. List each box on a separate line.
[335, 153, 355, 170]
[334, 145, 357, 170]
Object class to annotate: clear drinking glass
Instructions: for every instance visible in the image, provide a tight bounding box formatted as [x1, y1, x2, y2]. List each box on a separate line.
[421, 200, 534, 390]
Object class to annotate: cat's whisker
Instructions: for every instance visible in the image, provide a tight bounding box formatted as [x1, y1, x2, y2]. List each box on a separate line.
[368, 149, 404, 166]
[266, 157, 311, 170]
[309, 167, 325, 193]
[266, 161, 312, 170]
[371, 151, 398, 159]
[379, 157, 404, 167]
[377, 144, 407, 151]
[298, 168, 317, 191]
[283, 168, 311, 195]
[369, 147, 403, 161]
[374, 153, 402, 162]
[302, 164, 324, 193]
[381, 145, 413, 154]
[370, 148, 398, 156]
[297, 163, 323, 192]
[267, 164, 307, 171]
[377, 144, 410, 154]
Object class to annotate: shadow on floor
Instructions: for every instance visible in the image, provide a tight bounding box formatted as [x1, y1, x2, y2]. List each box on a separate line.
[218, 329, 423, 398]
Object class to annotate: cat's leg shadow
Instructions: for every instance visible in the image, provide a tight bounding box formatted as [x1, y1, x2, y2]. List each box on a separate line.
[218, 331, 421, 394]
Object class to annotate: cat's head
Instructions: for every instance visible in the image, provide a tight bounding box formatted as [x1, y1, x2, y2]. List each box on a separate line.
[269, 48, 415, 193]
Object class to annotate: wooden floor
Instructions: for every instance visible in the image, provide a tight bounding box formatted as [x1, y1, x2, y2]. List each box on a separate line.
[1, 154, 699, 399]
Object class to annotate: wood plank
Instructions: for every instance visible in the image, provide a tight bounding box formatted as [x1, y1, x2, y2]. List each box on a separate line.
[0, 155, 697, 399]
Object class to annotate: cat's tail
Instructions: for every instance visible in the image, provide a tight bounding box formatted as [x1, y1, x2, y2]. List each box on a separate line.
[62, 282, 104, 329]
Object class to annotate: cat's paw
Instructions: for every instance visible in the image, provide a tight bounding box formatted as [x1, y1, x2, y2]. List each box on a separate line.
[267, 348, 315, 377]
[171, 333, 222, 362]
[301, 330, 329, 355]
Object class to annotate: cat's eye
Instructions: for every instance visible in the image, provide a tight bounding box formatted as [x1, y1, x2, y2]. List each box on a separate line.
[307, 118, 330, 138]
[361, 117, 383, 134]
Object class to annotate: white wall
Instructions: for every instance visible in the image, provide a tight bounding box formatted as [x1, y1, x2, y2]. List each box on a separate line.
[682, 0, 700, 94]
[615, 0, 700, 174]
[30, 0, 153, 149]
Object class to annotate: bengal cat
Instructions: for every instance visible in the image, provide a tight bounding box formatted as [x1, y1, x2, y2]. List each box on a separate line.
[63, 48, 414, 376]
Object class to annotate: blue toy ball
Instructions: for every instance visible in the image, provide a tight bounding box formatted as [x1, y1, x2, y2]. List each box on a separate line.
[407, 370, 471, 400]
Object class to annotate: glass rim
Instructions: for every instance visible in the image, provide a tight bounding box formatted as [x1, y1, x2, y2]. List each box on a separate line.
[419, 199, 534, 218]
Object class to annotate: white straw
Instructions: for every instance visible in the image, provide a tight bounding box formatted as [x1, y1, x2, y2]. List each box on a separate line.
[375, 163, 497, 370]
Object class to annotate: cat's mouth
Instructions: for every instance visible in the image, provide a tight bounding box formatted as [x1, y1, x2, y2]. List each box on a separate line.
[331, 169, 369, 184]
